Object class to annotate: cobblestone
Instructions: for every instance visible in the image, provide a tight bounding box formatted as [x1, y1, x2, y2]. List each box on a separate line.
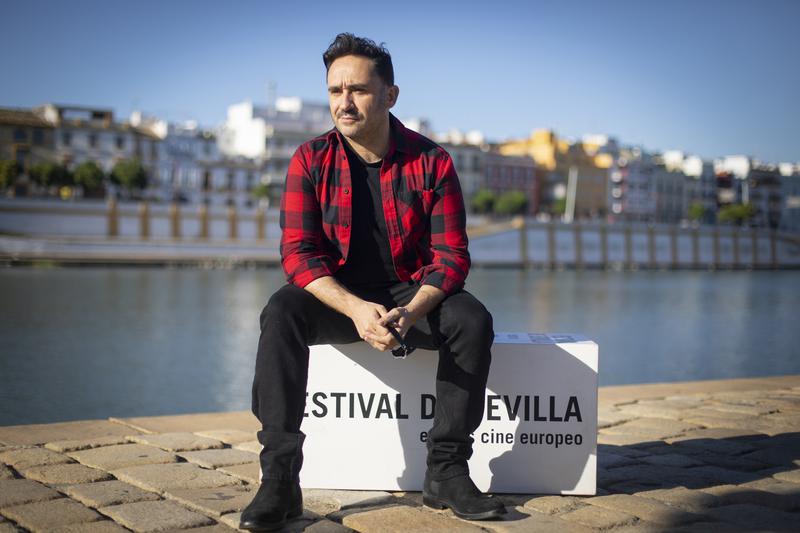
[773, 468, 800, 483]
[303, 489, 395, 514]
[635, 486, 722, 513]
[700, 503, 800, 531]
[2, 498, 102, 532]
[19, 463, 113, 485]
[164, 485, 255, 517]
[342, 505, 486, 532]
[68, 443, 178, 470]
[100, 500, 214, 532]
[112, 462, 242, 493]
[480, 506, 595, 532]
[2, 375, 800, 532]
[0, 478, 63, 508]
[217, 462, 259, 483]
[232, 440, 262, 454]
[584, 493, 702, 526]
[0, 447, 72, 469]
[49, 521, 131, 533]
[0, 420, 136, 446]
[63, 480, 161, 507]
[699, 483, 799, 511]
[45, 435, 130, 453]
[558, 503, 638, 529]
[193, 429, 254, 444]
[129, 432, 225, 452]
[177, 448, 257, 468]
[520, 494, 585, 515]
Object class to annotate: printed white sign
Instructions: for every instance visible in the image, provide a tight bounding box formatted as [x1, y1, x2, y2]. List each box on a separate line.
[300, 333, 598, 495]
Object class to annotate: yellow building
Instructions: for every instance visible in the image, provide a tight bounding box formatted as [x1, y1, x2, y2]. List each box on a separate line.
[499, 129, 614, 220]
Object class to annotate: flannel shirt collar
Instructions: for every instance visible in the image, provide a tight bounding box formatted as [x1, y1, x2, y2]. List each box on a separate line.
[331, 113, 409, 161]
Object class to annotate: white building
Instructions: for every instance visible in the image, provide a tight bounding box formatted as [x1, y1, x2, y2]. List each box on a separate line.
[36, 104, 160, 179]
[779, 164, 800, 232]
[219, 98, 332, 193]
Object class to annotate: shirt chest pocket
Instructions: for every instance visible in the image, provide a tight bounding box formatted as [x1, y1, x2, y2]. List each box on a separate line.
[395, 187, 435, 236]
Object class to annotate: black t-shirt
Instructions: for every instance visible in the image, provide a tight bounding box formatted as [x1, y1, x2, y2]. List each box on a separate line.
[335, 140, 401, 290]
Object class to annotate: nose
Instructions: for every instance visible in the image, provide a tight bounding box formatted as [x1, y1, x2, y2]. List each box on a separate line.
[340, 89, 355, 111]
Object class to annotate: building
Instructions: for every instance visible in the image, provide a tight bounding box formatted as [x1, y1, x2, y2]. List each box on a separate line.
[715, 155, 784, 228]
[219, 97, 332, 202]
[608, 148, 657, 222]
[482, 151, 539, 215]
[438, 141, 486, 201]
[434, 127, 539, 214]
[679, 154, 718, 225]
[35, 104, 160, 178]
[0, 107, 56, 176]
[779, 163, 800, 232]
[498, 130, 615, 219]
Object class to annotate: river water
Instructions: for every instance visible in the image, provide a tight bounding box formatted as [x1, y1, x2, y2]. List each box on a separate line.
[1, 267, 798, 425]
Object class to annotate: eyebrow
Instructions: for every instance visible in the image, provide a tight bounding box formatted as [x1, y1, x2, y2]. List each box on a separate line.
[327, 83, 369, 92]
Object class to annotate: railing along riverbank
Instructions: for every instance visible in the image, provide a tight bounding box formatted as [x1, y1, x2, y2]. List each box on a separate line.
[0, 198, 798, 269]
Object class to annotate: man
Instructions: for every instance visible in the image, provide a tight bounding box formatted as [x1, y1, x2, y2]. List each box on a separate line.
[240, 33, 506, 531]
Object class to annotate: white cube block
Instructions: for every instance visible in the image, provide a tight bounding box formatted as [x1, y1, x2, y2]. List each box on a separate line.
[300, 332, 598, 495]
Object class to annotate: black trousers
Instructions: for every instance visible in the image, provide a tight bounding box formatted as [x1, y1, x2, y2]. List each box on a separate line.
[251, 280, 494, 482]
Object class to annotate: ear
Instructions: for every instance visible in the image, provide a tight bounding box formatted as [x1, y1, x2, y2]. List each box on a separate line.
[385, 85, 399, 109]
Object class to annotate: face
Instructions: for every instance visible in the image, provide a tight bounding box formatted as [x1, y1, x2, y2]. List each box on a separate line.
[327, 54, 398, 143]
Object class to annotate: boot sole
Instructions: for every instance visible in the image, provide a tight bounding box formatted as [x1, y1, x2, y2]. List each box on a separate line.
[422, 494, 507, 521]
[239, 506, 303, 531]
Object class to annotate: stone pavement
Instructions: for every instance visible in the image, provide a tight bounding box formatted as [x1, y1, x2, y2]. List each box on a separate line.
[1, 375, 799, 532]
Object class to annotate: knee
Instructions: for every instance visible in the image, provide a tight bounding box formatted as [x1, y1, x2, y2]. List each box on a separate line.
[260, 285, 307, 331]
[446, 294, 494, 345]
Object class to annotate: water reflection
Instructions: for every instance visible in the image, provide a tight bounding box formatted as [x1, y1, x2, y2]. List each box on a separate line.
[1, 267, 798, 425]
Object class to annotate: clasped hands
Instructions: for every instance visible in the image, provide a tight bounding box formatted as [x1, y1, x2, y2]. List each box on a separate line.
[351, 301, 414, 352]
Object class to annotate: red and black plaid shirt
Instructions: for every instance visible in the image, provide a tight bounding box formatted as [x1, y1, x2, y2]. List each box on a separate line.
[280, 114, 470, 296]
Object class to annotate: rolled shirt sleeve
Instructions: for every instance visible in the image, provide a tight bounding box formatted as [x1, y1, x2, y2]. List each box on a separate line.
[279, 147, 337, 288]
[413, 153, 471, 295]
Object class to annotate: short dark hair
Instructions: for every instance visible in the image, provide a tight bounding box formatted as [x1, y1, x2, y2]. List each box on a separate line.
[323, 33, 394, 86]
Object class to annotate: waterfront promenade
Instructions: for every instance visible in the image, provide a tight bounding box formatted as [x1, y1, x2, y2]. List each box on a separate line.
[1, 375, 799, 532]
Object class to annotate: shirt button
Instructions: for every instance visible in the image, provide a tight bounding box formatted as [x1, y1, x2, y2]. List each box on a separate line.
[343, 222, 349, 228]
[344, 188, 350, 195]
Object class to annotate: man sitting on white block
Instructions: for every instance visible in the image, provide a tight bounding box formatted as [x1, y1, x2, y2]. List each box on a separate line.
[240, 33, 507, 531]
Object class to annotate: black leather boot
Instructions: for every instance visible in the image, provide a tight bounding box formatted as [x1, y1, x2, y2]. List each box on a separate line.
[423, 473, 506, 520]
[239, 479, 303, 531]
[240, 430, 305, 531]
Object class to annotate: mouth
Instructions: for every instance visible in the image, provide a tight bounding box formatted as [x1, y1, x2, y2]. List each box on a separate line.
[338, 115, 359, 123]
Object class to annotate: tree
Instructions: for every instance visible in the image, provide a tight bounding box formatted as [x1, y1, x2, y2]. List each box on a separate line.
[687, 201, 705, 222]
[551, 197, 566, 216]
[0, 160, 19, 190]
[73, 161, 105, 193]
[251, 183, 270, 199]
[111, 159, 148, 191]
[470, 189, 496, 214]
[718, 203, 756, 226]
[29, 162, 72, 187]
[495, 191, 528, 215]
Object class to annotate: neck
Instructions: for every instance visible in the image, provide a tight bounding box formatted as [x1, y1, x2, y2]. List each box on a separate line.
[342, 117, 391, 163]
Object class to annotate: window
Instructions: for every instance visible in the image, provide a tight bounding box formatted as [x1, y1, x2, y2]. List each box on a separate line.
[13, 128, 26, 142]
[89, 133, 98, 148]
[227, 171, 234, 191]
[116, 136, 125, 150]
[62, 131, 72, 146]
[472, 155, 481, 172]
[32, 129, 44, 146]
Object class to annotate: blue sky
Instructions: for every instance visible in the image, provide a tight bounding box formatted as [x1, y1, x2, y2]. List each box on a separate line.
[3, 0, 798, 163]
